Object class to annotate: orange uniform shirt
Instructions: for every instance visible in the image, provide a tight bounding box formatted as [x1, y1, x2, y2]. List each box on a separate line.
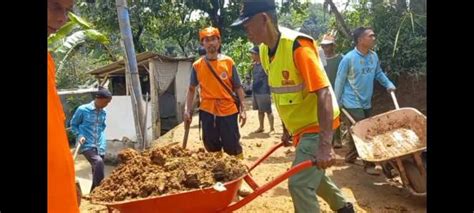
[192, 55, 240, 116]
[48, 52, 79, 213]
[289, 38, 340, 145]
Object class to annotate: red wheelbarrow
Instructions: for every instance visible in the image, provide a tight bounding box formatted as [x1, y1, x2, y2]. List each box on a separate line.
[92, 142, 315, 213]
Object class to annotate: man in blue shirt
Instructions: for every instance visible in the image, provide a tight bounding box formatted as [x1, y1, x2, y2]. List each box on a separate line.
[70, 87, 112, 192]
[249, 46, 274, 134]
[334, 27, 396, 175]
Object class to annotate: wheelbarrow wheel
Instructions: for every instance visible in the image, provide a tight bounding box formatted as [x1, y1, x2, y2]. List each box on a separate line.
[382, 162, 397, 179]
[403, 160, 426, 193]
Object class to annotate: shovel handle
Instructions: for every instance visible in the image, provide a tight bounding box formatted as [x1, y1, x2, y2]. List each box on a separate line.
[73, 142, 81, 161]
[182, 122, 191, 149]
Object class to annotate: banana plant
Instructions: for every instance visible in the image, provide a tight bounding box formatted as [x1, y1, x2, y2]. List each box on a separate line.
[48, 12, 115, 72]
[48, 12, 97, 49]
[392, 11, 416, 57]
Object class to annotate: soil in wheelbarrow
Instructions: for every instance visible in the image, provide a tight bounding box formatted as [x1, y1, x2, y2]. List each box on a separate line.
[366, 127, 425, 160]
[90, 146, 247, 203]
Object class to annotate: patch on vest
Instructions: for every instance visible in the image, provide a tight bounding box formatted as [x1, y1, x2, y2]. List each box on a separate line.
[281, 70, 295, 85]
[220, 71, 228, 80]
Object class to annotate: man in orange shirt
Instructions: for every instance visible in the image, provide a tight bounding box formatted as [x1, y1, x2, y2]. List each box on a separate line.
[232, 0, 354, 212]
[184, 27, 247, 159]
[48, 0, 80, 212]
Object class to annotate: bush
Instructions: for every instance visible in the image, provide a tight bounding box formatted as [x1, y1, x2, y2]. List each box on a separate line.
[221, 37, 253, 80]
[330, 0, 426, 78]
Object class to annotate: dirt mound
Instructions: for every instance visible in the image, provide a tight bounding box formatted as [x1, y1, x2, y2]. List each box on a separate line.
[372, 73, 426, 115]
[90, 146, 247, 203]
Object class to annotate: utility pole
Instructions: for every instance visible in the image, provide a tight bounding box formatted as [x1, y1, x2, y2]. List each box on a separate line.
[116, 0, 146, 148]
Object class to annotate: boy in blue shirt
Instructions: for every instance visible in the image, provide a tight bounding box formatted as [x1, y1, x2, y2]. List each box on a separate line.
[70, 87, 112, 192]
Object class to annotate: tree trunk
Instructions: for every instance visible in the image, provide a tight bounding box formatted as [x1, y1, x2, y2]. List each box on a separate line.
[206, 0, 225, 37]
[133, 24, 144, 53]
[177, 41, 188, 57]
[325, 0, 352, 40]
[102, 44, 117, 61]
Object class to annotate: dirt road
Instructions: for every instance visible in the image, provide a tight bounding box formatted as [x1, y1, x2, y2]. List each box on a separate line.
[79, 98, 426, 212]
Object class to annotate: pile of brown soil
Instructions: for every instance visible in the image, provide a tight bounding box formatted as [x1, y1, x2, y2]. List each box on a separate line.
[90, 146, 247, 202]
[369, 128, 424, 160]
[372, 73, 426, 115]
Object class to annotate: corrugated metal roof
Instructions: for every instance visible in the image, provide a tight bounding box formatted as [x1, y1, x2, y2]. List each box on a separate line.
[87, 51, 195, 77]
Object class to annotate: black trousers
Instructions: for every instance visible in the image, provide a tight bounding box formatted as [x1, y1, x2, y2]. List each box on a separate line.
[199, 110, 242, 156]
[82, 148, 105, 193]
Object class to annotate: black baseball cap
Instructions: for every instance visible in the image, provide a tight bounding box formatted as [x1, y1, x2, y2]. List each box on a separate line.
[230, 0, 276, 27]
[95, 87, 112, 99]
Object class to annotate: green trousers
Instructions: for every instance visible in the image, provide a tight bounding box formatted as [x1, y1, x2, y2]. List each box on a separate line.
[333, 126, 342, 146]
[288, 133, 347, 212]
[344, 108, 375, 168]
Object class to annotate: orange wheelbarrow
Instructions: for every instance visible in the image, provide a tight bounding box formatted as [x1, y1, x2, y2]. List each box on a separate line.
[92, 142, 315, 212]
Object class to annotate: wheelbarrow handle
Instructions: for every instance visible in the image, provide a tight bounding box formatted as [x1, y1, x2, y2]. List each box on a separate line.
[247, 142, 284, 172]
[341, 108, 357, 125]
[390, 91, 400, 109]
[340, 91, 399, 125]
[223, 159, 316, 212]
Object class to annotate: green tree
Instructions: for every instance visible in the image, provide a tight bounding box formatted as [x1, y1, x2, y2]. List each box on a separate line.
[75, 0, 165, 53]
[222, 38, 253, 78]
[300, 3, 332, 39]
[279, 3, 310, 30]
[48, 12, 113, 89]
[329, 0, 426, 77]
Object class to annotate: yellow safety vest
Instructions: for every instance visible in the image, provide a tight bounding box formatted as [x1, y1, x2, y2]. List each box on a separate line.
[259, 27, 340, 134]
